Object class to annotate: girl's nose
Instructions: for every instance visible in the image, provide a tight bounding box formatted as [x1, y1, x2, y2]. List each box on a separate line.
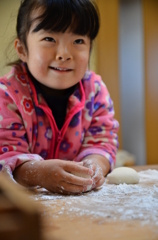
[56, 47, 72, 61]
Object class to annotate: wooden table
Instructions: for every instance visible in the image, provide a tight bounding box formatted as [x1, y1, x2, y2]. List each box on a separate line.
[31, 165, 158, 240]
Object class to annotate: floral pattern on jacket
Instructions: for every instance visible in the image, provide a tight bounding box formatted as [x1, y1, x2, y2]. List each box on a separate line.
[0, 64, 119, 173]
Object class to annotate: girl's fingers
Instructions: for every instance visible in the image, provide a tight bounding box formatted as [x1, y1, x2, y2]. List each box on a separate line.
[93, 163, 103, 178]
[63, 171, 93, 186]
[82, 160, 97, 174]
[64, 162, 94, 177]
[91, 164, 104, 188]
[75, 162, 84, 166]
[92, 176, 105, 189]
[57, 181, 88, 194]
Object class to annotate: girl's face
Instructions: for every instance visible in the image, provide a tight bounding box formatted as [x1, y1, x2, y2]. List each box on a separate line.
[15, 26, 91, 89]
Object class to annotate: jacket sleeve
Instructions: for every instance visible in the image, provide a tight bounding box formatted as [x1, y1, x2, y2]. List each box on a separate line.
[75, 76, 119, 170]
[0, 81, 43, 175]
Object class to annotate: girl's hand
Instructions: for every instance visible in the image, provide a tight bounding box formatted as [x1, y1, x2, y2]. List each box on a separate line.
[82, 155, 111, 189]
[13, 160, 93, 195]
[82, 159, 104, 189]
[39, 160, 94, 194]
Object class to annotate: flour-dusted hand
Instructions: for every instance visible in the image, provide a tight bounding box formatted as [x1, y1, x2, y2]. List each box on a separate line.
[82, 155, 110, 189]
[82, 159, 104, 189]
[13, 160, 93, 194]
[40, 160, 94, 194]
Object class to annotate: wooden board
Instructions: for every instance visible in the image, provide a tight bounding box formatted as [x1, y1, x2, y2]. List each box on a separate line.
[30, 165, 158, 240]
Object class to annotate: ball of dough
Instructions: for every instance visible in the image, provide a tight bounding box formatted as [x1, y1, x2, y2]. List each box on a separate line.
[71, 171, 92, 191]
[106, 167, 139, 184]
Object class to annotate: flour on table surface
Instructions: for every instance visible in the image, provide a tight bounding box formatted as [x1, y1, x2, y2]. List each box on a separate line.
[31, 169, 158, 226]
[138, 169, 158, 182]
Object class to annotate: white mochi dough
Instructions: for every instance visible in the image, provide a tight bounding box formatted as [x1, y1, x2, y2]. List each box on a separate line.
[106, 167, 139, 184]
[71, 171, 92, 191]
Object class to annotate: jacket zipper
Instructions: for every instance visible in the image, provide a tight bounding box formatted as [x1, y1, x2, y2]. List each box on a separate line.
[54, 106, 82, 159]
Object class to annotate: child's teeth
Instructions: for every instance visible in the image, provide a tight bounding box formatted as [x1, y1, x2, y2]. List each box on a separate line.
[56, 67, 66, 71]
[52, 67, 70, 71]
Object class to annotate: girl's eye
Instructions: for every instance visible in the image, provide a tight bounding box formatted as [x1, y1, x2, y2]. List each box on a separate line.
[74, 39, 84, 44]
[44, 37, 55, 42]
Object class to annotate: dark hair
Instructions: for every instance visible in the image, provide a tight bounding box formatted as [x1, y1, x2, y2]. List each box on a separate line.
[17, 0, 99, 52]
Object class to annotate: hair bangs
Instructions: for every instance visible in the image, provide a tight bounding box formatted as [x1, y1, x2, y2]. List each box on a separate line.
[32, 0, 99, 40]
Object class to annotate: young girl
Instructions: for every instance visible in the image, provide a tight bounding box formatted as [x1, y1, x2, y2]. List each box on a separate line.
[0, 0, 119, 194]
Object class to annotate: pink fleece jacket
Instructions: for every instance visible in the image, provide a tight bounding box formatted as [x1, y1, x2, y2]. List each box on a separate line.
[0, 64, 119, 174]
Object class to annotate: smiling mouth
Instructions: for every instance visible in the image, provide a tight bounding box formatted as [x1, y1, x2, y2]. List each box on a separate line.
[49, 66, 72, 72]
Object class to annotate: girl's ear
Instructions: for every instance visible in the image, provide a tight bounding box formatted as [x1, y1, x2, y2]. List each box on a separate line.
[14, 39, 27, 62]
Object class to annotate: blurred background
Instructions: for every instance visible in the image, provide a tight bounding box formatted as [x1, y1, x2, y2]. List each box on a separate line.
[0, 0, 158, 166]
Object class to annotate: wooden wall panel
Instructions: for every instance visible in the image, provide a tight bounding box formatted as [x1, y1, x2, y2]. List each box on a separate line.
[143, 0, 158, 164]
[96, 0, 122, 148]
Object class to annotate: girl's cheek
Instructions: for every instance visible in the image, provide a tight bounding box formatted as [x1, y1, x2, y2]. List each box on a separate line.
[80, 56, 89, 65]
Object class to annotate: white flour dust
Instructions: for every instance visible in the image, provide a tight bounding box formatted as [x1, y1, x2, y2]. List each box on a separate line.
[31, 169, 158, 225]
